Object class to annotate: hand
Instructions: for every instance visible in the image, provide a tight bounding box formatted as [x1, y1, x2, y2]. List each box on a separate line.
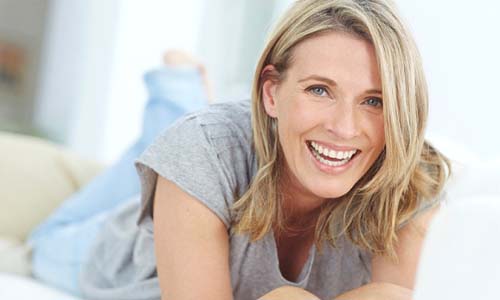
[258, 285, 321, 300]
[334, 282, 413, 300]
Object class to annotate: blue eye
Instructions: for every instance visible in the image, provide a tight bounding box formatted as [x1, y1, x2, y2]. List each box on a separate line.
[364, 97, 383, 107]
[307, 86, 328, 97]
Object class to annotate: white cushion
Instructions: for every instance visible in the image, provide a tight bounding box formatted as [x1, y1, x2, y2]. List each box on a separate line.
[0, 236, 31, 276]
[0, 272, 83, 300]
[414, 196, 500, 299]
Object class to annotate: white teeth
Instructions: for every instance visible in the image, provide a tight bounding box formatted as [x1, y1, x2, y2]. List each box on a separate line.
[313, 149, 349, 167]
[310, 141, 357, 161]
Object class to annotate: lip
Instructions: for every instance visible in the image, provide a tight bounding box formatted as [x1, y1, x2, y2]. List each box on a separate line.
[305, 141, 360, 174]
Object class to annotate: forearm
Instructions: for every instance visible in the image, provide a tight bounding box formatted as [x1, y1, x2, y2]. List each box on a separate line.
[333, 282, 413, 300]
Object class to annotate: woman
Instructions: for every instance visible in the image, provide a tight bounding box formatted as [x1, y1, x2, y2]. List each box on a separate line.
[80, 1, 449, 299]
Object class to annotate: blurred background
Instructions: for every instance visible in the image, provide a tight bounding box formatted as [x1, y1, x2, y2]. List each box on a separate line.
[0, 0, 499, 164]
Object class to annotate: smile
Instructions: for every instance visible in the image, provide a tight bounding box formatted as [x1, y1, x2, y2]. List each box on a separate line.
[306, 141, 359, 167]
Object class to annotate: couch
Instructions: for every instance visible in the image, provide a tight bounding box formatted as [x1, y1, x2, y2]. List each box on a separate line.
[0, 131, 103, 299]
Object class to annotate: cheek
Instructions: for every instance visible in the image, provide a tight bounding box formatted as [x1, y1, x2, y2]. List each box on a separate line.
[276, 97, 319, 164]
[288, 97, 321, 130]
[278, 94, 316, 134]
[370, 116, 385, 149]
[357, 111, 385, 152]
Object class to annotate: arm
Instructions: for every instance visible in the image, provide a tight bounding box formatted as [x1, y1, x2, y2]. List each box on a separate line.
[334, 204, 441, 300]
[371, 204, 440, 288]
[258, 286, 321, 300]
[153, 176, 233, 300]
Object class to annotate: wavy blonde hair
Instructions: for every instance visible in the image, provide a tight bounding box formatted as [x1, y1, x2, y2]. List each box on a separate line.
[231, 0, 450, 259]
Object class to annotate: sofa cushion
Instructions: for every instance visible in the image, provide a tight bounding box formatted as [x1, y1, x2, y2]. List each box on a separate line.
[0, 235, 31, 275]
[0, 272, 82, 300]
[0, 132, 103, 241]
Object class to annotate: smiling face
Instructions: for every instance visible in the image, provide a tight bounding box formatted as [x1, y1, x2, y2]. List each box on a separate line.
[262, 31, 385, 207]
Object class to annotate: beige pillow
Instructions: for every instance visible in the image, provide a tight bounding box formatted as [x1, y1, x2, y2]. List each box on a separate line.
[0, 132, 103, 241]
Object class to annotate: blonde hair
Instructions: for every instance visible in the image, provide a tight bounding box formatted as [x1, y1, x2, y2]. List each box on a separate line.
[231, 0, 450, 259]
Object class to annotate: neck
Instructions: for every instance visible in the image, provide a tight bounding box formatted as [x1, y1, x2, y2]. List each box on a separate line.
[281, 197, 321, 233]
[279, 165, 325, 216]
[278, 173, 325, 235]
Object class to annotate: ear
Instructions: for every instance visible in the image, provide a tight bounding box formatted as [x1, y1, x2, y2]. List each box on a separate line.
[261, 64, 280, 118]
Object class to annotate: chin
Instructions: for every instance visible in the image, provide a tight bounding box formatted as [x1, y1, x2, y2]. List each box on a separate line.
[313, 182, 354, 199]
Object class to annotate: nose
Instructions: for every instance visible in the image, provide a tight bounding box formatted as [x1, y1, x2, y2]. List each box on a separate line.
[324, 101, 360, 140]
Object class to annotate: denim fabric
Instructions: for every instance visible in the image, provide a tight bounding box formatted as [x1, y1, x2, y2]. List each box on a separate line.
[28, 66, 207, 296]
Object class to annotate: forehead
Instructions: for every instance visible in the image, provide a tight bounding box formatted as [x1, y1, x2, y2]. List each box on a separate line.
[287, 31, 381, 88]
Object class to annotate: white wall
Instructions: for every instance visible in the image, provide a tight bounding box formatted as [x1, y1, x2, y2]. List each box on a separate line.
[36, 0, 280, 162]
[34, 0, 120, 155]
[196, 0, 277, 102]
[34, 0, 500, 164]
[35, 0, 205, 162]
[100, 0, 205, 162]
[397, 0, 500, 161]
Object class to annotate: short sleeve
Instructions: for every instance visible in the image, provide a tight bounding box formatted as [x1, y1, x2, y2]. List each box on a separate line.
[135, 114, 233, 230]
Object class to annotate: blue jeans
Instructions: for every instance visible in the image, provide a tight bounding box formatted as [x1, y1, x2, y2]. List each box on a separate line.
[28, 66, 208, 295]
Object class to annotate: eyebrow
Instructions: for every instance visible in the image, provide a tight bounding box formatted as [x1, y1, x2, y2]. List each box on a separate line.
[298, 75, 382, 95]
[364, 88, 382, 95]
[298, 75, 337, 86]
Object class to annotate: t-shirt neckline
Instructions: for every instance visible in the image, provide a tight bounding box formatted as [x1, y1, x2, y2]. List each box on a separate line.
[267, 230, 316, 286]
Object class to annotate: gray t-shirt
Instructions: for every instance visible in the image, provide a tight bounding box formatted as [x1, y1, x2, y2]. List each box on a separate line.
[80, 100, 439, 300]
